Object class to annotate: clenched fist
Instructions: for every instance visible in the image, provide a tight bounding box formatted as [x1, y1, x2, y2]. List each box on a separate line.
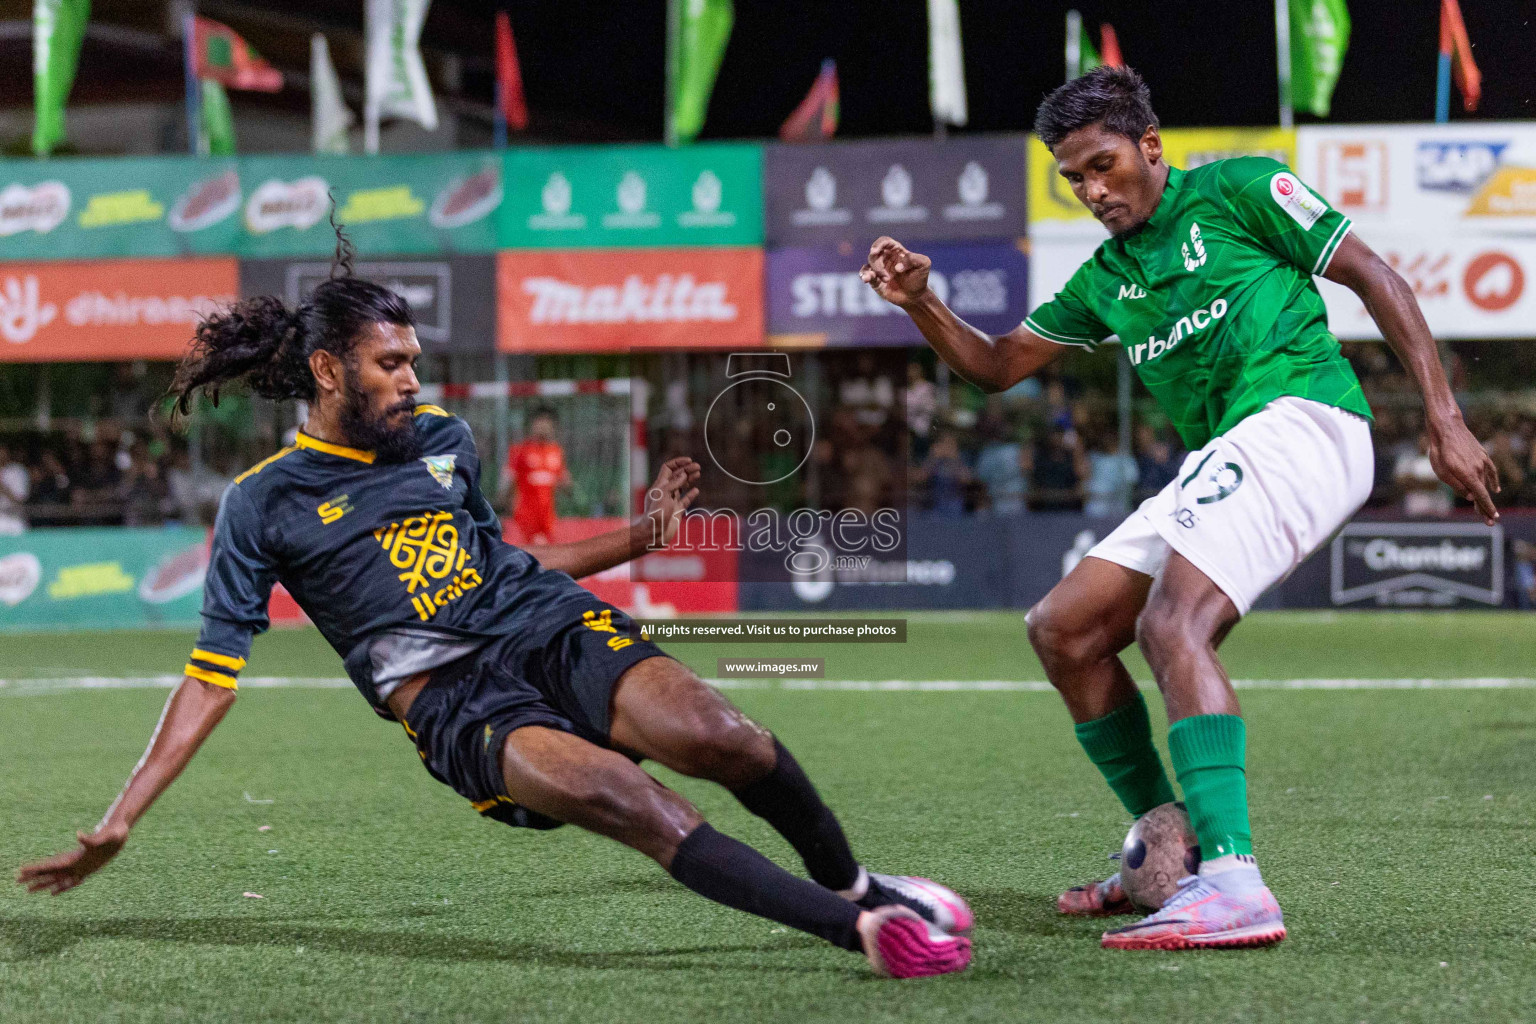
[860, 236, 933, 308]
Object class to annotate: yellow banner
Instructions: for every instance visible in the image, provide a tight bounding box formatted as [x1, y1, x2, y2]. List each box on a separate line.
[1029, 128, 1298, 227]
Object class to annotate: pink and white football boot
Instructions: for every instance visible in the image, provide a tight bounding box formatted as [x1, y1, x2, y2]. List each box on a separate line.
[845, 869, 975, 936]
[1100, 868, 1286, 950]
[857, 905, 972, 979]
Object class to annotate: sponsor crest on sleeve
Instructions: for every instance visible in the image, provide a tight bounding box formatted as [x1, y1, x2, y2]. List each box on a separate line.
[420, 455, 456, 489]
[1270, 172, 1328, 230]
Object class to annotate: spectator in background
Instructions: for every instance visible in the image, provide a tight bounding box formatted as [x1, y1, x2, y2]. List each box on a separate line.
[0, 443, 29, 535]
[121, 441, 166, 527]
[841, 442, 894, 516]
[915, 430, 970, 517]
[840, 353, 896, 430]
[1043, 379, 1074, 432]
[1134, 424, 1181, 502]
[904, 362, 938, 461]
[28, 450, 71, 513]
[501, 407, 572, 543]
[974, 415, 1030, 515]
[1031, 427, 1088, 512]
[72, 440, 122, 526]
[1512, 538, 1536, 610]
[1485, 428, 1525, 506]
[1083, 429, 1139, 520]
[1395, 432, 1453, 516]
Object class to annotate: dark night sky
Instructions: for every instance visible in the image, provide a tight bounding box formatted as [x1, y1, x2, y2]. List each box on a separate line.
[501, 0, 1536, 141]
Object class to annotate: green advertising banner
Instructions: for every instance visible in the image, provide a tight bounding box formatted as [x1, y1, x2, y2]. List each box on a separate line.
[497, 142, 762, 248]
[0, 526, 208, 631]
[0, 151, 503, 261]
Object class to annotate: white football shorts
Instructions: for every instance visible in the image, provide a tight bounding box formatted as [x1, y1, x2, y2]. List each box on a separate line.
[1087, 396, 1374, 616]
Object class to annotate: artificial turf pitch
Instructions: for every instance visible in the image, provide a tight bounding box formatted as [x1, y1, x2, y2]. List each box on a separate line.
[3, 611, 1535, 1023]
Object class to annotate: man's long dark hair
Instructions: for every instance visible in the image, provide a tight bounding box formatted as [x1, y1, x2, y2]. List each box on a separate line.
[170, 213, 414, 417]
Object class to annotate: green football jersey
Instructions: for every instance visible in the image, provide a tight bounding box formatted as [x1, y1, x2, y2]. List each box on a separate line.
[1024, 157, 1371, 450]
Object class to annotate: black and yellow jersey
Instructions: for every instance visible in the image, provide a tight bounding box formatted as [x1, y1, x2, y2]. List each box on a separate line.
[186, 406, 593, 717]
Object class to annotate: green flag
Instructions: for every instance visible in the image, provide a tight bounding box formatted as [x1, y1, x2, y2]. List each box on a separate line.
[199, 78, 237, 155]
[1291, 0, 1350, 117]
[33, 0, 91, 156]
[1065, 10, 1101, 80]
[667, 0, 733, 145]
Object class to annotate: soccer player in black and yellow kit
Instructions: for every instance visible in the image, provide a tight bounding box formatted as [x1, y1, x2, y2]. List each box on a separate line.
[15, 246, 971, 979]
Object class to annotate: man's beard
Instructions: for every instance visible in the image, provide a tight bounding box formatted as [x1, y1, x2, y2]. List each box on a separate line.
[339, 377, 423, 463]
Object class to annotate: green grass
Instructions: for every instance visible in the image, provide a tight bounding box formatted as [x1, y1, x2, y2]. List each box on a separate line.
[3, 612, 1536, 1022]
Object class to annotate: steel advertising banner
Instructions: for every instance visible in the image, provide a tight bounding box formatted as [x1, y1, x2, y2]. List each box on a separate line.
[1028, 128, 1297, 241]
[0, 257, 237, 361]
[498, 143, 762, 248]
[1297, 123, 1536, 237]
[0, 152, 503, 261]
[0, 526, 208, 631]
[240, 254, 496, 353]
[764, 135, 1027, 247]
[1315, 235, 1536, 339]
[766, 242, 1028, 345]
[496, 248, 764, 352]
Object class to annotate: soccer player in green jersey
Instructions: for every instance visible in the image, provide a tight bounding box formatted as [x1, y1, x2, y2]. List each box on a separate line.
[863, 67, 1500, 950]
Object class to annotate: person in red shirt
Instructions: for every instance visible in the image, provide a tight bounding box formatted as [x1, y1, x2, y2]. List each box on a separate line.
[501, 408, 571, 543]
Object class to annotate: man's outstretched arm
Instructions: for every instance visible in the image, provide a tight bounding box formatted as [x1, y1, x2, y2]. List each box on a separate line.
[16, 676, 236, 894]
[523, 457, 701, 579]
[1324, 233, 1500, 523]
[860, 236, 1066, 392]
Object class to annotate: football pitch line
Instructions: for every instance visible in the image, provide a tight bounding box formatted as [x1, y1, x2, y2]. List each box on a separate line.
[4, 675, 1536, 696]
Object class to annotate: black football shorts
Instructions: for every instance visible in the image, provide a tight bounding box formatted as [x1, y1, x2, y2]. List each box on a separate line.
[398, 600, 668, 829]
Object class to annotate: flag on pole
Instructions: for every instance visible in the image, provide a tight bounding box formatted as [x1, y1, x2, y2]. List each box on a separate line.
[365, 0, 438, 154]
[1065, 11, 1123, 80]
[927, 0, 967, 127]
[779, 59, 839, 143]
[199, 78, 236, 155]
[191, 15, 282, 92]
[1099, 24, 1124, 67]
[32, 0, 91, 157]
[666, 0, 733, 146]
[1437, 0, 1480, 121]
[1289, 0, 1350, 117]
[311, 34, 353, 154]
[495, 10, 529, 137]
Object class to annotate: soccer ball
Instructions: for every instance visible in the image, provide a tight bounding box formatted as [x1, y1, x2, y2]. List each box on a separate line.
[1119, 802, 1201, 911]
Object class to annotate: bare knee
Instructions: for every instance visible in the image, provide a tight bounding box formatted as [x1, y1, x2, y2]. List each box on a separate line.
[1028, 600, 1119, 672]
[1135, 599, 1198, 676]
[562, 769, 703, 867]
[669, 711, 775, 788]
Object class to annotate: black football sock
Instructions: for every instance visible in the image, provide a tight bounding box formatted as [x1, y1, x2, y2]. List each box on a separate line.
[731, 738, 861, 892]
[668, 823, 863, 952]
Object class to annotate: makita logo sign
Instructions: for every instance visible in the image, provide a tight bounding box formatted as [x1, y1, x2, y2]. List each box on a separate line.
[522, 274, 738, 324]
[1332, 522, 1502, 607]
[1127, 297, 1228, 365]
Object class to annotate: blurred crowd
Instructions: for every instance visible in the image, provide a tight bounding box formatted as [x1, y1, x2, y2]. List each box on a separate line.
[4, 345, 1536, 535]
[0, 426, 233, 534]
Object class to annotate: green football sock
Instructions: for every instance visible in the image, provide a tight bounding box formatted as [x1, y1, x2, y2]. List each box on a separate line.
[1073, 691, 1178, 818]
[1167, 714, 1253, 859]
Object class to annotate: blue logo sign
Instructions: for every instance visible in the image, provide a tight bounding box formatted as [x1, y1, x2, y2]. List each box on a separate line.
[1416, 141, 1509, 193]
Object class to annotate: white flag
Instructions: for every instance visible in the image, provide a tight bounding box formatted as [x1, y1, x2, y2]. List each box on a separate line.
[311, 34, 354, 154]
[364, 0, 437, 154]
[927, 0, 967, 127]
